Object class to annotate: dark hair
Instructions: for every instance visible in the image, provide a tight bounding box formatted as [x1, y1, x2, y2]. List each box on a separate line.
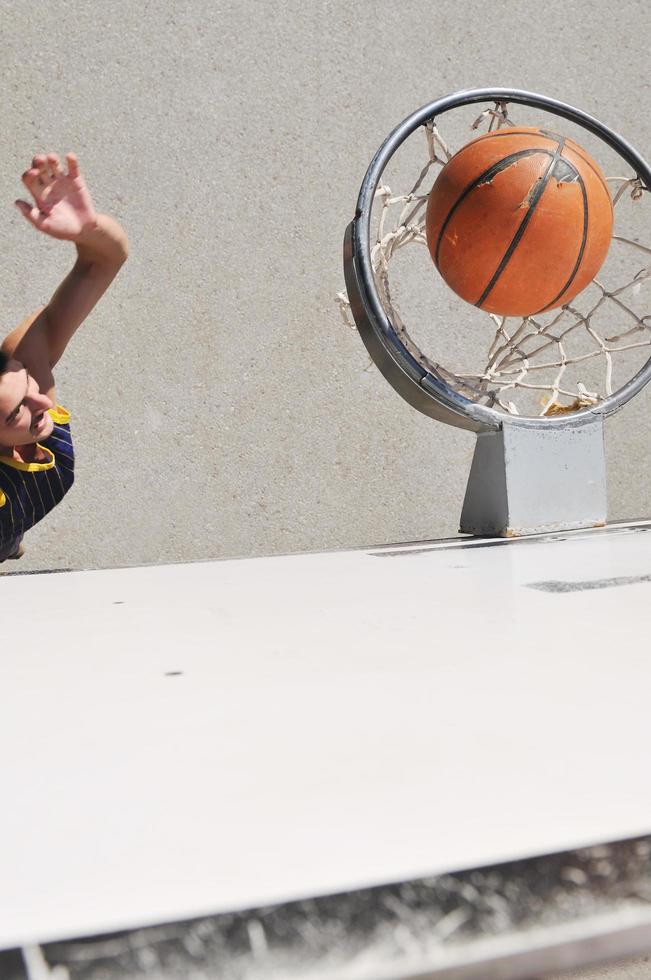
[0, 351, 8, 375]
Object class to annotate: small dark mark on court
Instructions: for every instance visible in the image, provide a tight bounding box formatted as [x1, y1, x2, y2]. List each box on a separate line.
[165, 671, 183, 676]
[113, 601, 124, 605]
[528, 573, 651, 593]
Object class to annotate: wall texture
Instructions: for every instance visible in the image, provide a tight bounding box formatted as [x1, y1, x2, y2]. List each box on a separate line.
[1, 0, 649, 572]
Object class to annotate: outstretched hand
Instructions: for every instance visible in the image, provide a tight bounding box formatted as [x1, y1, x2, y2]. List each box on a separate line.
[15, 153, 98, 242]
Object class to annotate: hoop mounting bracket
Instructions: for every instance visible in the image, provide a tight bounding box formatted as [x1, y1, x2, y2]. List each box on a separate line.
[460, 416, 607, 536]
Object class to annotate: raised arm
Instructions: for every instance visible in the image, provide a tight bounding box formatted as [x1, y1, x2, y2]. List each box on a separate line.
[2, 153, 128, 391]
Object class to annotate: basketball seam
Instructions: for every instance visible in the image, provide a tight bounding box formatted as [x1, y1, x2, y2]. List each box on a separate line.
[438, 128, 562, 170]
[434, 149, 553, 269]
[533, 171, 589, 314]
[476, 138, 567, 309]
[442, 126, 612, 206]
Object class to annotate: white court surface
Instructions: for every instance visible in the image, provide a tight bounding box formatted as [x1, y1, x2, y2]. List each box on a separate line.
[2, 520, 651, 949]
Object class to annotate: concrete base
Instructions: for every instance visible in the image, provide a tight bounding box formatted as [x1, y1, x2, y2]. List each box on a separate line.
[460, 417, 607, 537]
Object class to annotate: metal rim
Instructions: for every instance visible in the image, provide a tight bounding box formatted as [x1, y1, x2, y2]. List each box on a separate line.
[349, 87, 651, 432]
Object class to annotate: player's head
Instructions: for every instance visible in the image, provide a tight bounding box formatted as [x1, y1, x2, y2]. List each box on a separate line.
[0, 354, 54, 448]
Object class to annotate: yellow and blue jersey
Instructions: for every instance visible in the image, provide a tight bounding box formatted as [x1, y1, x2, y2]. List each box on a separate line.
[0, 405, 75, 555]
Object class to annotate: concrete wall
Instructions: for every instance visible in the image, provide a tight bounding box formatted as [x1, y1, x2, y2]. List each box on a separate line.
[547, 958, 651, 980]
[1, 0, 649, 572]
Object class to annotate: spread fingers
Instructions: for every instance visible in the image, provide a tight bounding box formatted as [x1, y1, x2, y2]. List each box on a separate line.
[46, 153, 64, 178]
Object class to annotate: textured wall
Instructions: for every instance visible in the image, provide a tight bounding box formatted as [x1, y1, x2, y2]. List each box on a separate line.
[1, 0, 649, 572]
[547, 958, 651, 980]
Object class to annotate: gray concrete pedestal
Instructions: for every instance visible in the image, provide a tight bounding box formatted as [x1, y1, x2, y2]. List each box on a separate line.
[460, 417, 607, 537]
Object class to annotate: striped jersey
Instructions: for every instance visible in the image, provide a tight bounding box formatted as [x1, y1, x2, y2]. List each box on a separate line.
[0, 405, 75, 554]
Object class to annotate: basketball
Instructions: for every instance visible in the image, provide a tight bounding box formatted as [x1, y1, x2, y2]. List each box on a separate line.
[425, 127, 613, 317]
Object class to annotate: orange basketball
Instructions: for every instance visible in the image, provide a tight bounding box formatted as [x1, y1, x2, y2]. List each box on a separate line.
[425, 127, 613, 317]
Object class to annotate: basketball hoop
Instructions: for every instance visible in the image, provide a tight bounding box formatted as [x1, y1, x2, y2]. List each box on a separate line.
[341, 89, 651, 535]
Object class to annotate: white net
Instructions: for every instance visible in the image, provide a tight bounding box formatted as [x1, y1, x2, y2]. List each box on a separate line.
[339, 101, 651, 418]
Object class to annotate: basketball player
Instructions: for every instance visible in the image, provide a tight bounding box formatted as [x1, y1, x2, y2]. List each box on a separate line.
[0, 152, 128, 562]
